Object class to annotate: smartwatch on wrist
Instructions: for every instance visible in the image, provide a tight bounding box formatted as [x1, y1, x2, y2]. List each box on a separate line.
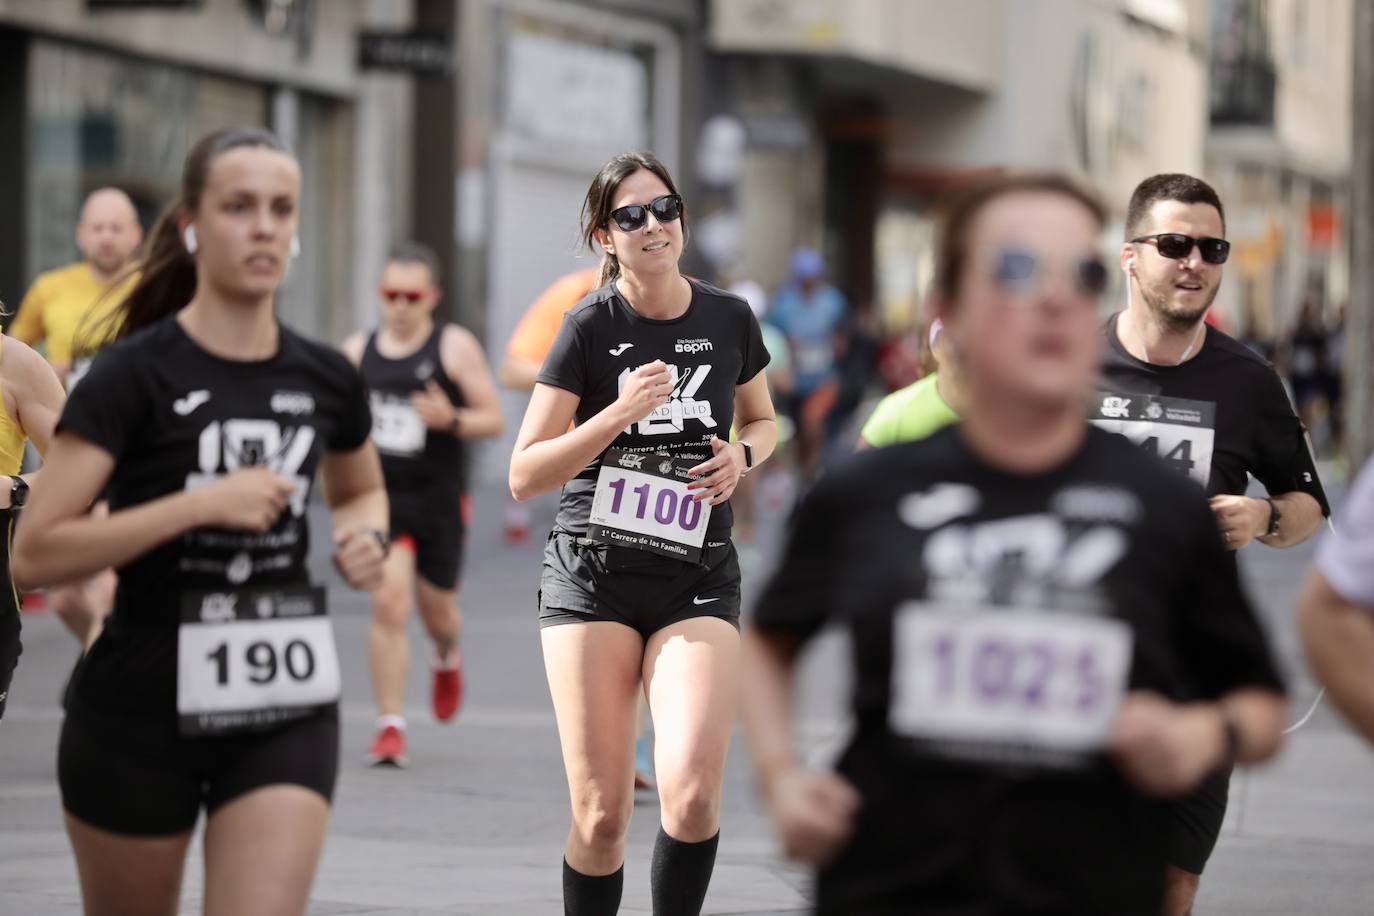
[369, 528, 391, 558]
[1263, 497, 1282, 538]
[739, 441, 754, 472]
[1219, 709, 1243, 768]
[8, 475, 27, 509]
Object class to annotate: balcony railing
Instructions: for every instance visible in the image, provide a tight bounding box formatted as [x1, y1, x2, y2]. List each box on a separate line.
[1210, 55, 1277, 127]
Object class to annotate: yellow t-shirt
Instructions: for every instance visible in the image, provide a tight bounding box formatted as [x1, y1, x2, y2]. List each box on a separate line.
[9, 262, 137, 368]
[0, 337, 27, 477]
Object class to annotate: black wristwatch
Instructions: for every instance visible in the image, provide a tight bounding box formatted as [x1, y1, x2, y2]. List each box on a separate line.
[1263, 497, 1282, 538]
[739, 441, 754, 472]
[1219, 709, 1243, 768]
[8, 475, 28, 509]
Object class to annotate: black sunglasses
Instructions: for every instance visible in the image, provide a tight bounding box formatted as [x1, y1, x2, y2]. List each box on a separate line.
[1131, 233, 1230, 265]
[989, 248, 1110, 299]
[608, 194, 683, 232]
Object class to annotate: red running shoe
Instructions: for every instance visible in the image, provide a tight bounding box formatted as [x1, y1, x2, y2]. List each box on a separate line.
[367, 724, 408, 768]
[432, 650, 464, 722]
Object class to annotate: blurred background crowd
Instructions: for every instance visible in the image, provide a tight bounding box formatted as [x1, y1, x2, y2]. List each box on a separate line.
[0, 0, 1358, 473]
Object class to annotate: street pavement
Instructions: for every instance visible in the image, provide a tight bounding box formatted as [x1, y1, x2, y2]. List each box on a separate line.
[3, 468, 1373, 915]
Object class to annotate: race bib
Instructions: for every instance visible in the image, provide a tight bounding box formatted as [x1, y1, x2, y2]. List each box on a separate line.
[177, 585, 341, 736]
[1091, 393, 1216, 487]
[795, 341, 832, 376]
[587, 449, 712, 563]
[371, 393, 427, 456]
[889, 604, 1132, 764]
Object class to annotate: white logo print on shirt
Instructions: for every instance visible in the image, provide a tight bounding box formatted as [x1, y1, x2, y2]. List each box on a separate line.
[610, 343, 634, 357]
[617, 364, 716, 436]
[173, 390, 212, 416]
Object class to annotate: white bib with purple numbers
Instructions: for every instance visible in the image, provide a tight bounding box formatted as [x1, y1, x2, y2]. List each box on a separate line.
[889, 604, 1133, 756]
[587, 448, 712, 563]
[177, 586, 341, 736]
[370, 392, 427, 456]
[1091, 393, 1216, 488]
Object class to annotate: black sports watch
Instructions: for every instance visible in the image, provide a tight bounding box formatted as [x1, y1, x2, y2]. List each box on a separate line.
[8, 475, 27, 509]
[739, 441, 754, 472]
[1263, 497, 1282, 538]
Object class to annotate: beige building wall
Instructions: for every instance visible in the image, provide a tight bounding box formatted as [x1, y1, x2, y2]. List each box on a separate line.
[709, 0, 1004, 92]
[0, 0, 418, 340]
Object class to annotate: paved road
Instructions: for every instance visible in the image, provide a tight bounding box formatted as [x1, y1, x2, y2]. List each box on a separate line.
[3, 474, 1373, 915]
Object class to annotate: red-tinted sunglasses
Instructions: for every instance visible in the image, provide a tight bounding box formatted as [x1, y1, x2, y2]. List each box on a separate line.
[380, 288, 427, 304]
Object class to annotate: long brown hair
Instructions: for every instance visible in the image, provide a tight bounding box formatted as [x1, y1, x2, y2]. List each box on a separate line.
[105, 127, 293, 341]
[579, 152, 685, 288]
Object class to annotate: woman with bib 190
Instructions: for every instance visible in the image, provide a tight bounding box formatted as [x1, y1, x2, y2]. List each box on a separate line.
[12, 127, 387, 916]
[510, 152, 776, 915]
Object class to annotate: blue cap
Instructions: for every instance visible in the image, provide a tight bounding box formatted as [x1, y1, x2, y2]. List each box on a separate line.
[790, 248, 824, 281]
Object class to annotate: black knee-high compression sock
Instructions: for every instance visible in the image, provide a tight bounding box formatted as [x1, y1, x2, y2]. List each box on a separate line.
[563, 858, 623, 916]
[650, 827, 719, 916]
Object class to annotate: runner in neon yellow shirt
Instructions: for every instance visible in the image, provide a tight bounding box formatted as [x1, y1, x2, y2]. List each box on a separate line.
[859, 319, 961, 448]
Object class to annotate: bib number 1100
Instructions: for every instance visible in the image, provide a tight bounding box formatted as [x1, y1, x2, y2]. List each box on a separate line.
[604, 477, 703, 531]
[206, 638, 316, 686]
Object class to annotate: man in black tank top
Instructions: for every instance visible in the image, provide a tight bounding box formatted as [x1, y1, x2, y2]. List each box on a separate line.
[343, 242, 504, 766]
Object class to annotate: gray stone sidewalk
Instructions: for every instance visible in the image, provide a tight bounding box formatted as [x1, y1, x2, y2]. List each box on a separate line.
[3, 479, 1373, 914]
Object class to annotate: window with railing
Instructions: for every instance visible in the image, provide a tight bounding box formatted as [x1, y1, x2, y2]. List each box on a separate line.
[1210, 0, 1276, 126]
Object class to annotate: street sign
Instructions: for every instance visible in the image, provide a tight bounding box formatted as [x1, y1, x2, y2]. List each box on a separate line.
[357, 31, 452, 76]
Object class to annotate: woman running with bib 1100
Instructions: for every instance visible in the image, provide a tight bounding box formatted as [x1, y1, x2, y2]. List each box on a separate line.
[511, 152, 776, 915]
[12, 127, 388, 916]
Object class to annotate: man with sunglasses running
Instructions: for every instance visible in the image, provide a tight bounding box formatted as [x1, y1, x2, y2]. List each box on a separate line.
[1094, 174, 1328, 915]
[343, 242, 504, 766]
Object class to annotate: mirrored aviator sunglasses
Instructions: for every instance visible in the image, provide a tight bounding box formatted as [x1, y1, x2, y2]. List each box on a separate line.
[1132, 233, 1231, 265]
[992, 248, 1110, 299]
[608, 194, 684, 232]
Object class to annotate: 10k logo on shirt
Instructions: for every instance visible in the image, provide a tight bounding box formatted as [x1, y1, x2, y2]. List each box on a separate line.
[617, 364, 716, 435]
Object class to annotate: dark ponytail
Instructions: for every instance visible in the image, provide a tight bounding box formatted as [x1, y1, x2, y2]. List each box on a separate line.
[108, 127, 292, 340]
[580, 151, 684, 289]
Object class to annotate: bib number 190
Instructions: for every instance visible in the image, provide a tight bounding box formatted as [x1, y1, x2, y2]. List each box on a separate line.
[205, 638, 317, 686]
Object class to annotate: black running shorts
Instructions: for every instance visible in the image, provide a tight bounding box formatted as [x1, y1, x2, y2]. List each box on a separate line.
[390, 487, 467, 591]
[0, 514, 21, 721]
[539, 531, 741, 638]
[1163, 767, 1231, 874]
[59, 700, 339, 836]
[0, 597, 18, 721]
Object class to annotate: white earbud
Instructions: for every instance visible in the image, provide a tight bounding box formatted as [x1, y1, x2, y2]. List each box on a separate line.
[183, 225, 198, 255]
[1124, 256, 1134, 275]
[290, 235, 301, 260]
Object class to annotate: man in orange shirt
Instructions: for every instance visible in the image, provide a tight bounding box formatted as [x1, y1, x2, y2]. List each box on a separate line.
[499, 268, 599, 391]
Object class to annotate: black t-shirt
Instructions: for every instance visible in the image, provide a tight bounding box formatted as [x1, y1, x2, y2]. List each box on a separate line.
[1096, 312, 1329, 512]
[753, 426, 1284, 914]
[57, 316, 371, 715]
[536, 279, 770, 536]
[359, 322, 466, 495]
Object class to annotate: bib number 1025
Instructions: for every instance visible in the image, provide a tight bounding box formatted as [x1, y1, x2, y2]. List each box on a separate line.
[889, 605, 1132, 757]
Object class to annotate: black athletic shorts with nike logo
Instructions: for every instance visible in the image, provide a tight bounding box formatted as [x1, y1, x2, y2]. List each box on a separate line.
[538, 531, 741, 638]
